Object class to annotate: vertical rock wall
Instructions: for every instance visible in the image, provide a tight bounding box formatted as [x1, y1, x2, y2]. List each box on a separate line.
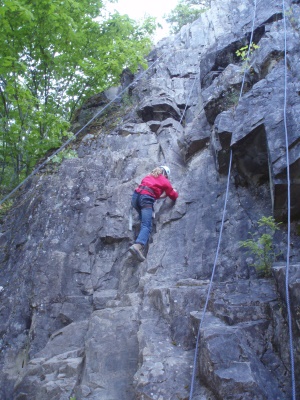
[0, 0, 299, 399]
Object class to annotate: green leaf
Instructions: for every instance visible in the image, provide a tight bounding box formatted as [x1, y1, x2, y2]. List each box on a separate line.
[239, 216, 282, 277]
[0, 0, 155, 192]
[164, 0, 207, 34]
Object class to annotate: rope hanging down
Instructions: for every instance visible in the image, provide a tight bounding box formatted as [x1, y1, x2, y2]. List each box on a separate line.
[188, 0, 258, 398]
[189, 150, 232, 400]
[179, 74, 199, 124]
[0, 58, 161, 207]
[189, 1, 297, 398]
[282, 0, 296, 397]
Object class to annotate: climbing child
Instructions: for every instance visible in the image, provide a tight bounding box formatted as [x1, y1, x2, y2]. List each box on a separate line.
[129, 166, 178, 261]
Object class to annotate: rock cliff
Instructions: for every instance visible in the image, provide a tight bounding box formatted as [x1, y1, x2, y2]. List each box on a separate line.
[0, 0, 300, 399]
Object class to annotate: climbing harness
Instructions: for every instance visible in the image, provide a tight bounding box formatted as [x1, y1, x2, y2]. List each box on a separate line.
[129, 187, 156, 231]
[0, 57, 161, 207]
[137, 185, 156, 196]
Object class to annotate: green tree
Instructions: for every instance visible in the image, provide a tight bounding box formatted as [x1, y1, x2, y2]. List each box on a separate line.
[0, 0, 155, 191]
[239, 216, 282, 277]
[164, 0, 208, 34]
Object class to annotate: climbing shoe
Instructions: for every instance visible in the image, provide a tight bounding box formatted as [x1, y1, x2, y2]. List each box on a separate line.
[129, 243, 146, 262]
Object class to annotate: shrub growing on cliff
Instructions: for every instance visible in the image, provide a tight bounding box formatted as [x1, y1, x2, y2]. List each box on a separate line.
[235, 43, 259, 61]
[0, 199, 13, 222]
[239, 216, 281, 277]
[235, 43, 259, 72]
[51, 149, 78, 165]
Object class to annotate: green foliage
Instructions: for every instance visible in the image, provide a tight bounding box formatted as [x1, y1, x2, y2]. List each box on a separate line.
[121, 92, 134, 108]
[235, 43, 259, 61]
[0, 198, 13, 221]
[224, 90, 239, 107]
[0, 0, 156, 193]
[285, 7, 300, 31]
[51, 149, 77, 164]
[239, 216, 282, 277]
[164, 0, 207, 34]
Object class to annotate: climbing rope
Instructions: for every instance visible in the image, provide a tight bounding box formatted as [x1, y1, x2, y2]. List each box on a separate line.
[0, 57, 161, 207]
[188, 0, 258, 398]
[189, 1, 297, 398]
[179, 73, 199, 124]
[239, 0, 257, 100]
[189, 150, 232, 400]
[282, 0, 296, 398]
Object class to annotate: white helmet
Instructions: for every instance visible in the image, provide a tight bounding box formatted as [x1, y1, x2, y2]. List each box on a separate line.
[160, 165, 170, 179]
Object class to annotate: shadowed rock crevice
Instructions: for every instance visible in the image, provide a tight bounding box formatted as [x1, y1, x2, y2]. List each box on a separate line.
[137, 98, 181, 123]
[201, 17, 287, 127]
[273, 181, 300, 221]
[273, 146, 300, 221]
[202, 65, 246, 125]
[251, 49, 284, 82]
[200, 25, 266, 90]
[232, 124, 270, 187]
[212, 110, 233, 174]
[264, 12, 283, 24]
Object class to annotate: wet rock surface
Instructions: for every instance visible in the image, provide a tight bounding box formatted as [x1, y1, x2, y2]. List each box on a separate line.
[0, 0, 300, 399]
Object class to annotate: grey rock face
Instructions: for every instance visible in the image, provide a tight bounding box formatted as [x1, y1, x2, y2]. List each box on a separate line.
[0, 0, 300, 399]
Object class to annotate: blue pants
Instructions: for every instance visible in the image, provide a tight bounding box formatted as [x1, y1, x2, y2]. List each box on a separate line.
[131, 191, 155, 246]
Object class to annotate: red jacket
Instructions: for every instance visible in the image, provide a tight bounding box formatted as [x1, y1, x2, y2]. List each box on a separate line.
[135, 174, 178, 201]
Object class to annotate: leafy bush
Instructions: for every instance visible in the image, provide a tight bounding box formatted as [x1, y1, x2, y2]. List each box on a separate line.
[239, 216, 281, 277]
[0, 199, 14, 222]
[235, 43, 259, 61]
[51, 149, 78, 164]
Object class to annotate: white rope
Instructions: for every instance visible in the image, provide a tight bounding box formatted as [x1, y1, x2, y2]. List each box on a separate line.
[282, 0, 296, 397]
[189, 1, 258, 398]
[189, 150, 232, 400]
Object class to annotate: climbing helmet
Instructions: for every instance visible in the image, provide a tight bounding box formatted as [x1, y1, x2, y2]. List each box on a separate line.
[160, 165, 170, 179]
